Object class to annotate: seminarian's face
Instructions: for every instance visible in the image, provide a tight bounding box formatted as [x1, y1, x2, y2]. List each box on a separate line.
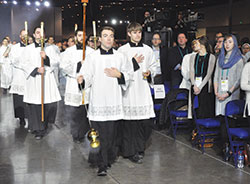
[76, 31, 83, 44]
[224, 37, 234, 52]
[100, 29, 114, 50]
[33, 28, 44, 42]
[67, 38, 75, 47]
[128, 30, 142, 44]
[48, 37, 54, 45]
[2, 39, 8, 46]
[88, 36, 95, 49]
[20, 30, 26, 43]
[28, 36, 33, 44]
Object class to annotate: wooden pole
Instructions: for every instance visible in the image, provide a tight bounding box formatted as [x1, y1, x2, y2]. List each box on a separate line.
[81, 0, 88, 105]
[82, 0, 88, 60]
[41, 22, 45, 122]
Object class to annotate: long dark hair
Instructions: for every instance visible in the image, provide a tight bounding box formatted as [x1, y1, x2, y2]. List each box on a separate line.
[198, 36, 212, 53]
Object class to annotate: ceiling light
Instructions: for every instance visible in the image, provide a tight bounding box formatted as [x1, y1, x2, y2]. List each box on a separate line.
[26, 1, 31, 6]
[35, 1, 40, 6]
[111, 19, 117, 25]
[44, 1, 50, 7]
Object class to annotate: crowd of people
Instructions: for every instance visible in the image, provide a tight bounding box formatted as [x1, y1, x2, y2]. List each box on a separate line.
[1, 21, 250, 176]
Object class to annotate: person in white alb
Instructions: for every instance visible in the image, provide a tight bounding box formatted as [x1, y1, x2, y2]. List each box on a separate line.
[117, 22, 157, 164]
[22, 26, 61, 140]
[9, 29, 29, 126]
[77, 26, 132, 176]
[60, 29, 94, 143]
[0, 37, 12, 94]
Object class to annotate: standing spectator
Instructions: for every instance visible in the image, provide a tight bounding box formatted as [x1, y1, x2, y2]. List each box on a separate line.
[180, 39, 199, 89]
[168, 32, 191, 88]
[214, 36, 224, 56]
[151, 32, 168, 84]
[189, 36, 216, 118]
[241, 43, 250, 56]
[214, 34, 244, 149]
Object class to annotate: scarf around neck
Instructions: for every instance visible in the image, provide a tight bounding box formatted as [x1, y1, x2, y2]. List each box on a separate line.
[218, 35, 242, 69]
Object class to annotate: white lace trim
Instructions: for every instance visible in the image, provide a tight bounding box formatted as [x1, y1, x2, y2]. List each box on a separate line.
[10, 84, 24, 94]
[65, 93, 82, 105]
[124, 105, 154, 117]
[89, 105, 123, 117]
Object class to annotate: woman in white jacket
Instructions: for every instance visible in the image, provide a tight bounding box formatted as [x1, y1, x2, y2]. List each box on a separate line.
[180, 39, 198, 89]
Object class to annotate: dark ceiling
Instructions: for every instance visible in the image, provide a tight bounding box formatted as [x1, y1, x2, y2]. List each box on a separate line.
[52, 0, 236, 31]
[4, 0, 238, 38]
[52, 0, 238, 38]
[56, 0, 231, 19]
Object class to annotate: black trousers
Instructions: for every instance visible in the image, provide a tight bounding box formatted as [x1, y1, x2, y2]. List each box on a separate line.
[65, 105, 90, 139]
[154, 74, 163, 84]
[13, 94, 27, 119]
[88, 121, 117, 168]
[27, 102, 57, 136]
[121, 119, 152, 157]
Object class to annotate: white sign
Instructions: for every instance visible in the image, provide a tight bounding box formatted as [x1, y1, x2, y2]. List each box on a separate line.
[154, 85, 165, 99]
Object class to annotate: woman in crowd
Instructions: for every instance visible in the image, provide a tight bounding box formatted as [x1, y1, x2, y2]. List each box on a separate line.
[189, 36, 216, 118]
[214, 34, 244, 153]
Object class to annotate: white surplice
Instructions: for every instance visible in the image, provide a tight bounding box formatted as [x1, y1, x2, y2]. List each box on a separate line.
[0, 45, 13, 89]
[60, 45, 94, 106]
[118, 43, 157, 120]
[79, 48, 132, 121]
[9, 43, 27, 95]
[22, 43, 61, 104]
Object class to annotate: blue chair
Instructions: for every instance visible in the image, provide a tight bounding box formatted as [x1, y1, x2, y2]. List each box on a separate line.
[167, 91, 190, 139]
[192, 96, 221, 153]
[224, 100, 250, 168]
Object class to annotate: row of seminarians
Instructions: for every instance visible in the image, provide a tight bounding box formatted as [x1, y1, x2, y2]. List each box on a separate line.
[6, 22, 157, 176]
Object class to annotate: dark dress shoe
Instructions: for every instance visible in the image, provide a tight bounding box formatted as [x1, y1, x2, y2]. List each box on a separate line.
[129, 154, 143, 164]
[97, 167, 107, 176]
[138, 152, 145, 159]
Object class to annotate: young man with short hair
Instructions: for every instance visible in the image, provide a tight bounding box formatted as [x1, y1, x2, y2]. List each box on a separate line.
[168, 32, 191, 88]
[60, 29, 94, 143]
[22, 26, 61, 140]
[9, 29, 28, 126]
[77, 26, 132, 176]
[118, 22, 157, 164]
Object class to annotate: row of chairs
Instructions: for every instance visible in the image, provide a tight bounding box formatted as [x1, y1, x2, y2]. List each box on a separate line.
[152, 86, 250, 168]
